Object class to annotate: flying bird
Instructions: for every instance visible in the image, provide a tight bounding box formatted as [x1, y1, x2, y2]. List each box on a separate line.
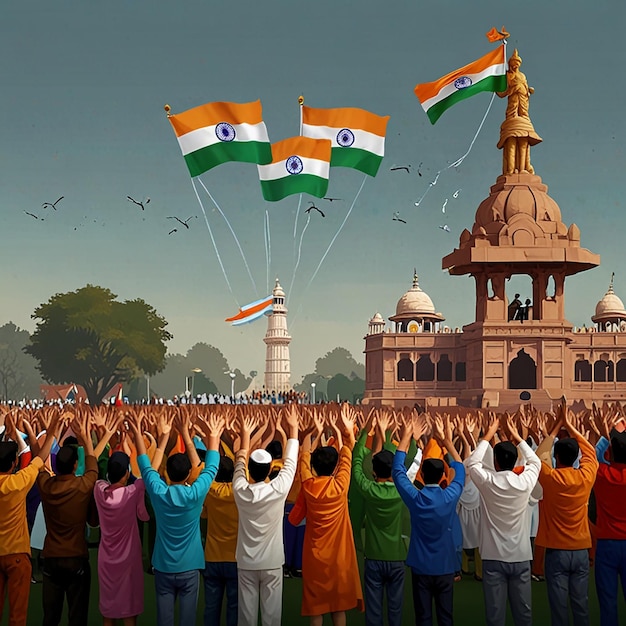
[417, 162, 423, 177]
[127, 195, 151, 210]
[42, 196, 64, 210]
[24, 211, 43, 220]
[390, 165, 411, 173]
[439, 224, 451, 233]
[168, 228, 177, 235]
[167, 215, 196, 229]
[323, 197, 343, 202]
[305, 203, 325, 217]
[392, 212, 407, 224]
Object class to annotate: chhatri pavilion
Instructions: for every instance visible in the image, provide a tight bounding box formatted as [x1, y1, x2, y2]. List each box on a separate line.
[363, 49, 626, 410]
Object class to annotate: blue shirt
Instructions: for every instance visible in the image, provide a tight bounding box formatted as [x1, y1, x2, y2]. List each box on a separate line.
[138, 451, 219, 573]
[392, 450, 464, 576]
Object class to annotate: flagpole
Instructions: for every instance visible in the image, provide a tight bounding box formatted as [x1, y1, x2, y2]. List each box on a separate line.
[289, 95, 306, 305]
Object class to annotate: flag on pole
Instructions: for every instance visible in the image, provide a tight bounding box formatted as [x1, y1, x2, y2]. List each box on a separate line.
[485, 26, 510, 42]
[226, 295, 273, 325]
[258, 137, 331, 202]
[114, 385, 124, 407]
[301, 106, 389, 177]
[168, 100, 272, 177]
[414, 45, 507, 124]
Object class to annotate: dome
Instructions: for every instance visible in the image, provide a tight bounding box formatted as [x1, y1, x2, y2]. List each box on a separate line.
[395, 271, 436, 316]
[369, 312, 385, 324]
[592, 276, 626, 322]
[272, 278, 285, 298]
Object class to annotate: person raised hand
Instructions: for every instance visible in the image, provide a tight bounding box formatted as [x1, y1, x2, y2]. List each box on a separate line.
[238, 412, 258, 454]
[284, 404, 299, 440]
[204, 414, 225, 451]
[339, 403, 356, 449]
[504, 413, 523, 445]
[481, 411, 500, 445]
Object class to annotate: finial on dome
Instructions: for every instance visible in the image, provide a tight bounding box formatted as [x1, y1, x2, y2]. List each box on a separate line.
[413, 268, 419, 289]
[610, 272, 615, 293]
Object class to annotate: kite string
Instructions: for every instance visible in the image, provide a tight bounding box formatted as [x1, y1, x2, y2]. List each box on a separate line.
[414, 91, 496, 208]
[287, 212, 311, 307]
[291, 175, 368, 327]
[263, 210, 269, 295]
[266, 209, 272, 292]
[191, 178, 239, 306]
[197, 177, 259, 298]
[288, 194, 303, 304]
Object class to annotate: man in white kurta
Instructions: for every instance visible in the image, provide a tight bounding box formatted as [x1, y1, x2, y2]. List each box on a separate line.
[233, 410, 298, 626]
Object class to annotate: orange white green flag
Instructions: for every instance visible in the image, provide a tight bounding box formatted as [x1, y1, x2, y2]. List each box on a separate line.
[415, 45, 507, 124]
[258, 136, 331, 202]
[168, 100, 272, 177]
[301, 106, 389, 177]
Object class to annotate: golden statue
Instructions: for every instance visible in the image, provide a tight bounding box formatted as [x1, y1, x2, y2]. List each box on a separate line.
[496, 49, 542, 175]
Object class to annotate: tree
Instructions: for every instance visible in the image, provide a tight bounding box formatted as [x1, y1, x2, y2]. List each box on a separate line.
[315, 347, 365, 380]
[0, 322, 45, 401]
[25, 285, 172, 405]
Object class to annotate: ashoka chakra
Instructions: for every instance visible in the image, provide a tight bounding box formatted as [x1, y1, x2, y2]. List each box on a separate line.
[454, 76, 472, 90]
[336, 128, 355, 147]
[216, 122, 236, 142]
[285, 155, 304, 175]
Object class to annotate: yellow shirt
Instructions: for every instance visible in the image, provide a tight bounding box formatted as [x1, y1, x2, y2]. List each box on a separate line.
[203, 481, 238, 562]
[0, 457, 43, 556]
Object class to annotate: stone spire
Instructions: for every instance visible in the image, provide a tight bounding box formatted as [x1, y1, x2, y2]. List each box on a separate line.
[263, 278, 292, 393]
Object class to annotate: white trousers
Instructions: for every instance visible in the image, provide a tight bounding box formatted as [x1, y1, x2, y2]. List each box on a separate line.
[237, 567, 283, 626]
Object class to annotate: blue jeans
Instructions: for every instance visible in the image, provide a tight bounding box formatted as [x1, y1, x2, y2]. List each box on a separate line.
[203, 561, 238, 626]
[544, 548, 589, 626]
[154, 569, 199, 626]
[482, 560, 532, 626]
[595, 539, 626, 626]
[364, 559, 405, 626]
[411, 572, 453, 626]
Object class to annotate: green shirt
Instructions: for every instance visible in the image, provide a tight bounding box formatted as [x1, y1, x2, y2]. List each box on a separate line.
[352, 430, 407, 562]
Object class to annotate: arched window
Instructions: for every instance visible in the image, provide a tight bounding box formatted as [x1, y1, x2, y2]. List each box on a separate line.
[594, 360, 609, 382]
[575, 359, 592, 382]
[437, 354, 453, 381]
[455, 362, 466, 382]
[616, 359, 626, 382]
[416, 355, 434, 382]
[509, 349, 537, 389]
[397, 356, 414, 382]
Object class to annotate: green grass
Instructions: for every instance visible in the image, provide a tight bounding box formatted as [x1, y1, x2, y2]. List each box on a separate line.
[1, 550, 614, 625]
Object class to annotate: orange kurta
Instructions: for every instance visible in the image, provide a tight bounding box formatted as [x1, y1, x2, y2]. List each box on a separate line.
[289, 447, 364, 616]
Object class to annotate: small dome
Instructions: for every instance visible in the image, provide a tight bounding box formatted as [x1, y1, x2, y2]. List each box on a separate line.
[395, 271, 436, 316]
[272, 278, 285, 298]
[593, 276, 626, 322]
[369, 312, 385, 324]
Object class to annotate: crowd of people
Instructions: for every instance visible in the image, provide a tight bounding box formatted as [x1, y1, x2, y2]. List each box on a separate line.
[0, 401, 625, 625]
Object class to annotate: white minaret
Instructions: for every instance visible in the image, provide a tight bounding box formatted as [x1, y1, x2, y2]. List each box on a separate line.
[263, 278, 292, 392]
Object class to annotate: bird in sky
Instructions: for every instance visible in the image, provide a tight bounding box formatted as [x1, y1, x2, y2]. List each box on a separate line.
[127, 195, 150, 210]
[439, 224, 451, 232]
[42, 196, 64, 210]
[24, 211, 43, 220]
[392, 212, 407, 224]
[167, 215, 196, 229]
[417, 162, 423, 177]
[323, 197, 342, 202]
[390, 165, 411, 173]
[453, 189, 461, 198]
[168, 228, 177, 235]
[305, 203, 325, 217]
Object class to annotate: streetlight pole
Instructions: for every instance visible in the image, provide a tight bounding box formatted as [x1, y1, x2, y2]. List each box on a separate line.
[229, 371, 236, 400]
[190, 368, 202, 397]
[310, 382, 316, 404]
[146, 375, 150, 403]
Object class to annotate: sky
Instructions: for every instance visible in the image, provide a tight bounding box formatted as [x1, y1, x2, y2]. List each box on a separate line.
[1, 0, 624, 384]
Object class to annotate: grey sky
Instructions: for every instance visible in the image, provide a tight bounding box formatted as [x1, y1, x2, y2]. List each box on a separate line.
[1, 0, 623, 382]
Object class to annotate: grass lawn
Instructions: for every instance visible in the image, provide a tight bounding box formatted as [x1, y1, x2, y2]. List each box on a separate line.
[1, 550, 614, 625]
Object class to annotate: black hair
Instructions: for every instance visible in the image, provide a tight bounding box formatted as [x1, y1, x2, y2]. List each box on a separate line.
[197, 448, 207, 463]
[311, 446, 339, 476]
[107, 457, 129, 484]
[0, 441, 18, 472]
[248, 458, 271, 483]
[62, 436, 79, 447]
[56, 445, 79, 475]
[554, 438, 579, 467]
[215, 455, 234, 483]
[166, 453, 192, 483]
[611, 432, 626, 464]
[372, 449, 394, 479]
[494, 441, 518, 471]
[422, 458, 445, 485]
[265, 440, 283, 460]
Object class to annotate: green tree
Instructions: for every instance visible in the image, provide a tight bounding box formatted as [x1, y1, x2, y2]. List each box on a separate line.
[315, 347, 365, 380]
[25, 285, 172, 405]
[0, 322, 45, 401]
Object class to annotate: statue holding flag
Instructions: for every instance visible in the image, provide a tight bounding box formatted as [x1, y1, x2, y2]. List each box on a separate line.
[496, 49, 542, 175]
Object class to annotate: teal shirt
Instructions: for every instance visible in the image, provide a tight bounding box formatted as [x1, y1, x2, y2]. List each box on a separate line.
[352, 430, 407, 561]
[138, 451, 219, 573]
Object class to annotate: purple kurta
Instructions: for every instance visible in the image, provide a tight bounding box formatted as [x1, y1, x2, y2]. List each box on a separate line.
[94, 479, 149, 619]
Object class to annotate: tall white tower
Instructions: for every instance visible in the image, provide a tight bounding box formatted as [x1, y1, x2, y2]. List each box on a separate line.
[264, 278, 292, 392]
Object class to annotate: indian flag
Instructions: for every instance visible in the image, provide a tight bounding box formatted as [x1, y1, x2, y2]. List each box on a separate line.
[415, 45, 507, 124]
[302, 106, 389, 177]
[225, 295, 273, 325]
[258, 136, 331, 202]
[168, 100, 272, 177]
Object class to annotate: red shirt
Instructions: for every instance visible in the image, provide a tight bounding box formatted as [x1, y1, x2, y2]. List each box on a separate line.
[594, 462, 626, 539]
